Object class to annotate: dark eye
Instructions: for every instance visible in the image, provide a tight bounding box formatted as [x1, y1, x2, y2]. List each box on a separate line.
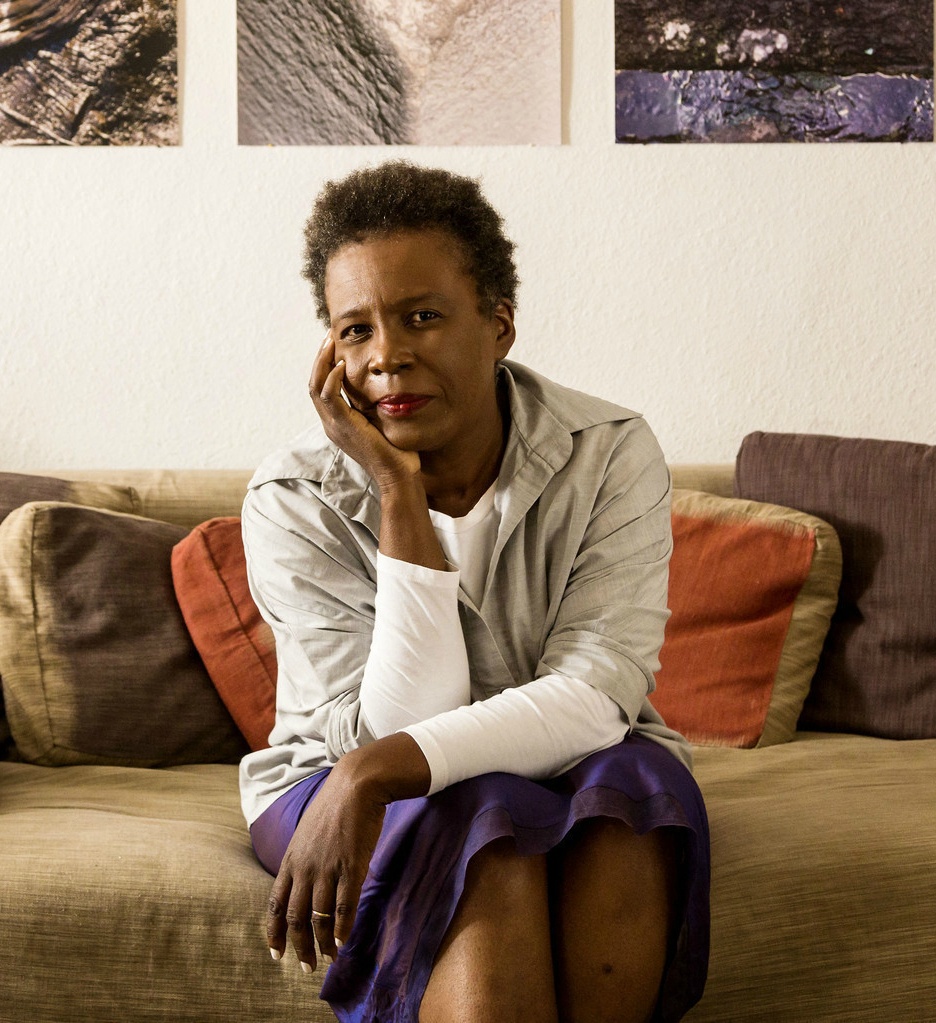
[409, 310, 440, 325]
[341, 324, 371, 342]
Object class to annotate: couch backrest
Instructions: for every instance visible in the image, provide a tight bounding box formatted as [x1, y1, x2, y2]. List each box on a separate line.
[45, 465, 735, 527]
[670, 464, 734, 498]
[41, 470, 255, 528]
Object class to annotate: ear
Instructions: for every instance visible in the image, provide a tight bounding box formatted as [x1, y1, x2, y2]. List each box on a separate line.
[491, 299, 516, 361]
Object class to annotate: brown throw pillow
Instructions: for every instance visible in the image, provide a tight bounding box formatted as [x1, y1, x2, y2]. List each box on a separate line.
[652, 490, 841, 747]
[735, 431, 936, 739]
[0, 473, 140, 759]
[172, 518, 277, 751]
[0, 502, 248, 766]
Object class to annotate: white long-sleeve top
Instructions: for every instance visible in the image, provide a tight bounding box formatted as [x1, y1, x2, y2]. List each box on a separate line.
[359, 485, 628, 796]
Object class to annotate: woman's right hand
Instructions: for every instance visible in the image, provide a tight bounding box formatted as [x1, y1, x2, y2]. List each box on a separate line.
[309, 335, 421, 492]
[266, 758, 387, 973]
[266, 733, 432, 974]
[312, 334, 447, 573]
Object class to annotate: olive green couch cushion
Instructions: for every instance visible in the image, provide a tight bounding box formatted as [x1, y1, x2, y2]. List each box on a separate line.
[0, 761, 336, 1022]
[2, 735, 932, 1023]
[0, 472, 141, 759]
[687, 733, 936, 1022]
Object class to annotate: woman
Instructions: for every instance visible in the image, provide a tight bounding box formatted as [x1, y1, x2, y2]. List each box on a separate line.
[240, 161, 709, 1023]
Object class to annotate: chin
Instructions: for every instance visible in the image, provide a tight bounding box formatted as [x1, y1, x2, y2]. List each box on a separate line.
[382, 422, 442, 454]
[384, 429, 429, 452]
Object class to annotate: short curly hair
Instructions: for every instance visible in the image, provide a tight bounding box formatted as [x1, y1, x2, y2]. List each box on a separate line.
[301, 161, 519, 321]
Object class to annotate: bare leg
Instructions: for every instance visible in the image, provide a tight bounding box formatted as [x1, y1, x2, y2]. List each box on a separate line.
[419, 837, 559, 1023]
[550, 820, 678, 1023]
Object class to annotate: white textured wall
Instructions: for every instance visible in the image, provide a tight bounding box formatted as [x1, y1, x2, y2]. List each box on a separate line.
[1, 0, 934, 471]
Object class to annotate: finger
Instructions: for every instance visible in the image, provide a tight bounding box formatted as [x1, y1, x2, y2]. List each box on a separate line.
[266, 867, 294, 961]
[318, 359, 347, 406]
[309, 334, 336, 397]
[284, 881, 318, 975]
[311, 901, 338, 961]
[333, 867, 366, 950]
[310, 363, 355, 443]
[310, 357, 350, 419]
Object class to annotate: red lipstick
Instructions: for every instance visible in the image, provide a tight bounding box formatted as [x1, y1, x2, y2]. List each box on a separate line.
[376, 394, 433, 417]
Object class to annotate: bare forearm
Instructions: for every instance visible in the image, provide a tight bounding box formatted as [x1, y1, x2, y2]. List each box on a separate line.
[268, 732, 430, 970]
[336, 731, 432, 804]
[377, 479, 447, 571]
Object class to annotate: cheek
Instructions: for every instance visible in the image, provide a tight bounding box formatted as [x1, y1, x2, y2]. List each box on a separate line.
[333, 343, 364, 375]
[338, 355, 369, 403]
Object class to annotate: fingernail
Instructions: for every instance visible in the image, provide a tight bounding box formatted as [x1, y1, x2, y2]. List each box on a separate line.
[300, 961, 313, 975]
[335, 939, 344, 950]
[323, 954, 334, 964]
[270, 948, 282, 962]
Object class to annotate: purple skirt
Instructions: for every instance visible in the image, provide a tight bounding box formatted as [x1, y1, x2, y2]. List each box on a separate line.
[251, 735, 709, 1023]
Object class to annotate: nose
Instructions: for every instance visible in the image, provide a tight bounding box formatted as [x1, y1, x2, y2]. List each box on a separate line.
[368, 326, 414, 375]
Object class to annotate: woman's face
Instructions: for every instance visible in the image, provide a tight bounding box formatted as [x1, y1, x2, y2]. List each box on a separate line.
[324, 228, 515, 464]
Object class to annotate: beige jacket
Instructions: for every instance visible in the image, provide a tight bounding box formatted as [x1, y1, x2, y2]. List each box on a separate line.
[238, 361, 690, 824]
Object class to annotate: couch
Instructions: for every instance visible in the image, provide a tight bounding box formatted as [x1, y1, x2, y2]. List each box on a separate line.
[0, 441, 933, 1023]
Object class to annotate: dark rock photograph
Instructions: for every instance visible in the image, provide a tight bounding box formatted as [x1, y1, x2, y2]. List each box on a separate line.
[614, 0, 934, 142]
[0, 0, 178, 146]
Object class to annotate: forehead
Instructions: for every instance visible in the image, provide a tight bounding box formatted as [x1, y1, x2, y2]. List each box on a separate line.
[324, 229, 476, 312]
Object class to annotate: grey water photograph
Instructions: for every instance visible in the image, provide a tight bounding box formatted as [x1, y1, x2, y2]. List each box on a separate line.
[238, 0, 561, 146]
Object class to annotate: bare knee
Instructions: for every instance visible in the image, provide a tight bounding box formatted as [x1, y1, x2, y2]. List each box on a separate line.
[550, 821, 679, 1023]
[421, 839, 557, 1023]
[465, 837, 546, 899]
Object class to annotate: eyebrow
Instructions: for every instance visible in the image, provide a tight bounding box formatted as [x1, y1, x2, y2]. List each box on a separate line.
[330, 292, 450, 323]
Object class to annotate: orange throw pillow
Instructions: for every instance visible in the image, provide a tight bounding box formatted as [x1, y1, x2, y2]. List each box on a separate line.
[171, 517, 276, 751]
[652, 490, 841, 748]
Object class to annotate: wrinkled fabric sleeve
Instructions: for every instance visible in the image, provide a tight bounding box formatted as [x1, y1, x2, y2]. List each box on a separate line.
[241, 479, 381, 762]
[536, 419, 673, 730]
[402, 674, 627, 795]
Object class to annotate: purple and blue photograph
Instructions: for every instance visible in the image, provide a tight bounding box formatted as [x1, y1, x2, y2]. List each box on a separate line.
[615, 0, 934, 143]
[238, 0, 561, 146]
[0, 0, 178, 146]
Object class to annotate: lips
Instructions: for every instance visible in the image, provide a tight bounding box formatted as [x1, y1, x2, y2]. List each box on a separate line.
[376, 394, 433, 417]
